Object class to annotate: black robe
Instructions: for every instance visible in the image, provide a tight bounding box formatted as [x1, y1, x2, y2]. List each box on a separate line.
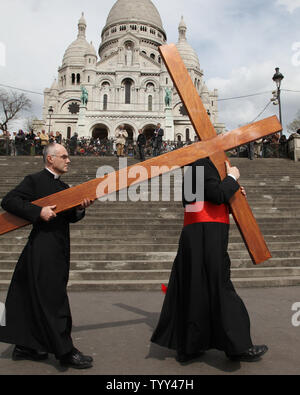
[0, 169, 85, 358]
[151, 158, 253, 356]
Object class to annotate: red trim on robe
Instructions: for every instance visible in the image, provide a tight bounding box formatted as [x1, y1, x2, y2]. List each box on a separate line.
[184, 201, 230, 227]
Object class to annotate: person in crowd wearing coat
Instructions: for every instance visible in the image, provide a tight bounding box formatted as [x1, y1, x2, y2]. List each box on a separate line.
[0, 143, 94, 369]
[152, 124, 164, 157]
[115, 125, 128, 157]
[137, 129, 146, 161]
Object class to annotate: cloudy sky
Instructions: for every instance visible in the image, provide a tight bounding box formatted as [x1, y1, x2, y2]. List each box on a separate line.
[0, 0, 299, 133]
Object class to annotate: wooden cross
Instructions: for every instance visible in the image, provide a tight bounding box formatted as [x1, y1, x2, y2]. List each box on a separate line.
[0, 45, 282, 265]
[159, 44, 282, 265]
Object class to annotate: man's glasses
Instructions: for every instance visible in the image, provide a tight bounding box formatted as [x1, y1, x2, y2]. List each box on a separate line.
[52, 155, 70, 160]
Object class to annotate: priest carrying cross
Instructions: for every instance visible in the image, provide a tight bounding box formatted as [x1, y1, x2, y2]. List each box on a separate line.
[151, 45, 272, 363]
[0, 143, 94, 369]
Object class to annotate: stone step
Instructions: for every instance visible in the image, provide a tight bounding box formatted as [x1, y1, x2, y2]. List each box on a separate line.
[1, 257, 300, 271]
[0, 241, 298, 253]
[2, 229, 300, 240]
[0, 235, 299, 246]
[1, 276, 300, 291]
[0, 249, 300, 261]
[0, 267, 299, 282]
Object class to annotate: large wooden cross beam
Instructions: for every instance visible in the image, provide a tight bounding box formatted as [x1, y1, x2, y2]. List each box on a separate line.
[0, 45, 282, 265]
[159, 44, 281, 265]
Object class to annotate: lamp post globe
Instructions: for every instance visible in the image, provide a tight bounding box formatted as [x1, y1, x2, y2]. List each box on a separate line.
[272, 67, 284, 136]
[48, 106, 54, 135]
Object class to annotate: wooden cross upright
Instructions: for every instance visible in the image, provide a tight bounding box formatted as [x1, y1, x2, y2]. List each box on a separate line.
[0, 45, 282, 265]
[159, 44, 282, 264]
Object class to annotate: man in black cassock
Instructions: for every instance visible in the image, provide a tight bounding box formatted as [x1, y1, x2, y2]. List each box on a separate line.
[151, 158, 268, 363]
[152, 124, 164, 157]
[137, 129, 146, 161]
[0, 143, 94, 369]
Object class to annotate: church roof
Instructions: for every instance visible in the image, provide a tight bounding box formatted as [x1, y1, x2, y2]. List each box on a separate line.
[62, 13, 91, 66]
[63, 38, 91, 65]
[105, 0, 165, 32]
[85, 42, 97, 57]
[176, 17, 200, 71]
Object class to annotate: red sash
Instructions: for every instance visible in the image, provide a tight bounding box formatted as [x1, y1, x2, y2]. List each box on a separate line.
[184, 201, 230, 226]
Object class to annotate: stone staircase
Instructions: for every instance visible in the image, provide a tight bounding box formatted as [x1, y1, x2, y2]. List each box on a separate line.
[0, 156, 299, 290]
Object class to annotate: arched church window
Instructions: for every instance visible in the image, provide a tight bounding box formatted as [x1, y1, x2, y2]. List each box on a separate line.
[150, 53, 155, 60]
[88, 76, 90, 83]
[186, 128, 190, 141]
[148, 95, 153, 111]
[77, 74, 81, 84]
[141, 51, 147, 55]
[146, 82, 155, 91]
[103, 94, 108, 111]
[67, 127, 71, 139]
[124, 79, 132, 104]
[72, 74, 76, 85]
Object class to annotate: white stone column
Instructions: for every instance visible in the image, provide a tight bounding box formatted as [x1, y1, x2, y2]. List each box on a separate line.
[164, 107, 174, 141]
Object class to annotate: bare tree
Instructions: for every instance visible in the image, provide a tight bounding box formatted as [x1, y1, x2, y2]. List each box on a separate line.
[287, 110, 300, 134]
[0, 89, 32, 132]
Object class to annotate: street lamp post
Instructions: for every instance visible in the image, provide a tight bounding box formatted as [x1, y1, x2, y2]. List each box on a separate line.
[48, 106, 54, 135]
[272, 67, 284, 137]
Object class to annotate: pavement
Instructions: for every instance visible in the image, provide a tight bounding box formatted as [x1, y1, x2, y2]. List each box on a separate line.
[0, 287, 300, 376]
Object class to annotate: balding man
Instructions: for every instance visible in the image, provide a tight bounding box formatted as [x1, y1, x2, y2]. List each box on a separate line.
[0, 143, 94, 369]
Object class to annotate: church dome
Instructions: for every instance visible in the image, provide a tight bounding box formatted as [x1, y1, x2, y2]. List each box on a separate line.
[176, 17, 200, 71]
[63, 39, 91, 65]
[105, 0, 165, 33]
[62, 13, 91, 66]
[85, 41, 97, 57]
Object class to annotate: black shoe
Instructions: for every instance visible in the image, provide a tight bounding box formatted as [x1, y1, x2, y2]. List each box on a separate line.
[59, 348, 93, 369]
[176, 351, 205, 363]
[226, 345, 268, 362]
[72, 347, 93, 363]
[12, 345, 48, 361]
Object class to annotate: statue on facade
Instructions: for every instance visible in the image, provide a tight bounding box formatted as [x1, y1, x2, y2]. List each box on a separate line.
[80, 85, 88, 106]
[165, 87, 172, 107]
[125, 44, 133, 66]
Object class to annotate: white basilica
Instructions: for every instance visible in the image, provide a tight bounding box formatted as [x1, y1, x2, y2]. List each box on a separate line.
[42, 0, 225, 142]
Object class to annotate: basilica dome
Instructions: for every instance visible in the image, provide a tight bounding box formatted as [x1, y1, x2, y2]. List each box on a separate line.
[62, 13, 91, 66]
[104, 0, 166, 34]
[176, 17, 200, 71]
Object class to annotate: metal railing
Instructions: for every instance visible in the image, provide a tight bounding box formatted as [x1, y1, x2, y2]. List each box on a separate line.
[0, 136, 291, 159]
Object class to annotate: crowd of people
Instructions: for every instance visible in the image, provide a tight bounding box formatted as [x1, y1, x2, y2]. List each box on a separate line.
[0, 128, 297, 159]
[228, 133, 292, 159]
[0, 130, 63, 156]
[0, 127, 189, 159]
